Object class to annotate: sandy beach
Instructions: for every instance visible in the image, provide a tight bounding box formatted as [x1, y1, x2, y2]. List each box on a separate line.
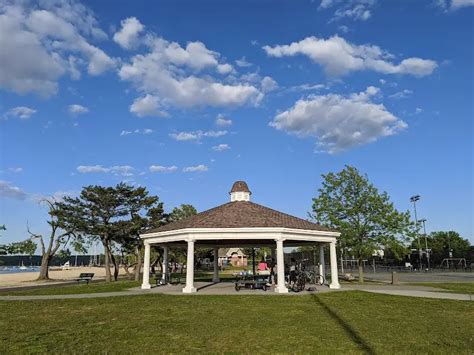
[0, 267, 127, 289]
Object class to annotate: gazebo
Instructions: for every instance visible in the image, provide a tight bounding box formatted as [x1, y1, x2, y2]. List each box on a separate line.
[140, 181, 341, 293]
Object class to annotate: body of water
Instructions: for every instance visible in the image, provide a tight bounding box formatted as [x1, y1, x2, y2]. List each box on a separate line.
[0, 266, 40, 275]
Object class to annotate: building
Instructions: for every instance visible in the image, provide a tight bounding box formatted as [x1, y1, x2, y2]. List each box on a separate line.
[140, 181, 341, 293]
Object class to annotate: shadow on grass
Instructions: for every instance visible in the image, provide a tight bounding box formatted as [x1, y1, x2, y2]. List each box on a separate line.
[311, 294, 375, 354]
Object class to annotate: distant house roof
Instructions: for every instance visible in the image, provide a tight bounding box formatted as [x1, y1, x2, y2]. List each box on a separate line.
[218, 248, 247, 258]
[145, 200, 334, 234]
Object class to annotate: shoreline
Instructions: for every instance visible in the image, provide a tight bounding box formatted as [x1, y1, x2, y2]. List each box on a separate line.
[0, 266, 127, 289]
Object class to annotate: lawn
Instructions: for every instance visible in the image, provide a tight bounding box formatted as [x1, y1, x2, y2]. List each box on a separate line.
[1, 292, 472, 353]
[409, 282, 474, 295]
[1, 280, 141, 296]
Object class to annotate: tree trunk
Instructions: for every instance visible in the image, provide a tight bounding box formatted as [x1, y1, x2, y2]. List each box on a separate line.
[358, 259, 364, 283]
[37, 254, 51, 280]
[103, 239, 112, 282]
[108, 249, 119, 281]
[134, 246, 142, 281]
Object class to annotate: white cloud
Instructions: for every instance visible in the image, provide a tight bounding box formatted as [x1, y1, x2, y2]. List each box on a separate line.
[236, 56, 252, 67]
[0, 180, 27, 200]
[389, 89, 413, 99]
[263, 35, 437, 77]
[320, 0, 376, 22]
[8, 167, 23, 173]
[415, 107, 423, 114]
[120, 129, 154, 136]
[212, 144, 230, 151]
[113, 17, 144, 50]
[170, 130, 227, 141]
[68, 104, 89, 115]
[130, 94, 168, 117]
[0, 1, 114, 97]
[149, 165, 178, 173]
[119, 35, 262, 109]
[261, 76, 279, 93]
[289, 83, 326, 92]
[76, 165, 134, 176]
[271, 86, 407, 153]
[4, 106, 37, 120]
[183, 165, 208, 172]
[436, 0, 474, 10]
[215, 114, 233, 126]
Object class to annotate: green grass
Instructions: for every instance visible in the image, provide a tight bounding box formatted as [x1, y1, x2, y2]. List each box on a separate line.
[1, 280, 140, 296]
[1, 292, 472, 353]
[409, 282, 474, 295]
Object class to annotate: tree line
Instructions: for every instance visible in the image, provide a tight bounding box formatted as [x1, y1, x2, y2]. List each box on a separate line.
[1, 184, 196, 282]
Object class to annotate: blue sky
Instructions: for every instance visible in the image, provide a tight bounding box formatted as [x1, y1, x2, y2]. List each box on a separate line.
[1, 0, 473, 245]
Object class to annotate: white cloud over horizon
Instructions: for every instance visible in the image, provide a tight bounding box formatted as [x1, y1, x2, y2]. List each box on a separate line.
[263, 35, 437, 77]
[169, 130, 227, 141]
[182, 164, 208, 172]
[149, 165, 178, 173]
[0, 180, 27, 200]
[76, 165, 134, 176]
[271, 86, 407, 153]
[4, 106, 37, 120]
[68, 104, 89, 115]
[212, 144, 231, 151]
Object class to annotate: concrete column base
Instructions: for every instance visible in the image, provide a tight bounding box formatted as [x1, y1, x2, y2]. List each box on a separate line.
[182, 287, 197, 293]
[329, 283, 341, 289]
[274, 286, 289, 293]
[141, 284, 151, 290]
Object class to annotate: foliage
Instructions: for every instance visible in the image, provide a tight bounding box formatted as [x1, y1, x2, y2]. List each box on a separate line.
[168, 204, 197, 222]
[312, 166, 412, 281]
[416, 231, 471, 265]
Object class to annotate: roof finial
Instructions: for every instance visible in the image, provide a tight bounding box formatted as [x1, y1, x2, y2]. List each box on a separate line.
[229, 181, 251, 202]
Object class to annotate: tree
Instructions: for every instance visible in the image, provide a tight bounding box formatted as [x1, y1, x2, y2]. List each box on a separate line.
[423, 231, 471, 266]
[168, 204, 197, 222]
[116, 185, 166, 281]
[312, 166, 412, 282]
[27, 199, 79, 280]
[59, 184, 130, 282]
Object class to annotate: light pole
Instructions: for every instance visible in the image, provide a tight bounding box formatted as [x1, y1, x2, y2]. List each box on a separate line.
[419, 218, 430, 270]
[410, 195, 422, 269]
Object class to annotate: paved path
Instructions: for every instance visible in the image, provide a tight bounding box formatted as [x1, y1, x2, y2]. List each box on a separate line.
[0, 282, 472, 301]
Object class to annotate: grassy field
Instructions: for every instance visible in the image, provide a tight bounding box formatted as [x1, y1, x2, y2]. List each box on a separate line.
[409, 282, 474, 295]
[1, 291, 473, 353]
[1, 280, 141, 296]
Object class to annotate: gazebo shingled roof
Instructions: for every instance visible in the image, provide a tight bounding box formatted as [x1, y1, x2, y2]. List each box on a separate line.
[147, 201, 334, 233]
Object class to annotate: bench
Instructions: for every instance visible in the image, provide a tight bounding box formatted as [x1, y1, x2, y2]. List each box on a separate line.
[74, 273, 94, 284]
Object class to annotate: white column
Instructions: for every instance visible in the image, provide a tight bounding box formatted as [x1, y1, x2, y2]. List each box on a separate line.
[213, 247, 219, 282]
[183, 240, 196, 293]
[141, 242, 151, 289]
[162, 246, 168, 284]
[319, 244, 325, 281]
[275, 239, 288, 293]
[329, 241, 341, 289]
